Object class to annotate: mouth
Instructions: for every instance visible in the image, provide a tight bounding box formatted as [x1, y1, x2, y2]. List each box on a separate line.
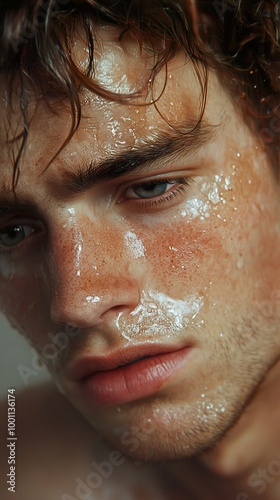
[123, 355, 147, 365]
[71, 344, 193, 406]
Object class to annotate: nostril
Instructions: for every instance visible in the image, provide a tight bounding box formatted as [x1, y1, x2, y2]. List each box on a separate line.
[99, 303, 134, 321]
[50, 285, 140, 329]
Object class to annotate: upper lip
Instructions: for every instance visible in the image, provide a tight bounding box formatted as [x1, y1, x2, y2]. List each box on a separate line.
[69, 343, 191, 382]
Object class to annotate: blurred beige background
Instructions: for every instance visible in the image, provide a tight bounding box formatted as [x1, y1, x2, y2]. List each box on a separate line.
[0, 313, 49, 399]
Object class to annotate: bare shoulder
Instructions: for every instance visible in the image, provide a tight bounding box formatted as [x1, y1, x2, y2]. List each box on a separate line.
[0, 382, 103, 500]
[1, 381, 96, 448]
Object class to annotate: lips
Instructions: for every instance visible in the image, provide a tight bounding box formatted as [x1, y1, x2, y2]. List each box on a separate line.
[71, 344, 192, 406]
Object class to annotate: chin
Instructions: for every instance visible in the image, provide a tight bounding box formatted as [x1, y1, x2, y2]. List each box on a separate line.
[83, 398, 243, 463]
[100, 424, 226, 463]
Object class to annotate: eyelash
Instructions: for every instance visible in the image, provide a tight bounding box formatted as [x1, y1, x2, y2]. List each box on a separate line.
[122, 176, 193, 210]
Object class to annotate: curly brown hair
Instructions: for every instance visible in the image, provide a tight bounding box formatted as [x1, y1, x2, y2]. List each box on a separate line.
[0, 0, 279, 186]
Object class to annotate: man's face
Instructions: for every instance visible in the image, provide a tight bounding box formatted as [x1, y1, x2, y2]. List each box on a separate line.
[1, 28, 280, 461]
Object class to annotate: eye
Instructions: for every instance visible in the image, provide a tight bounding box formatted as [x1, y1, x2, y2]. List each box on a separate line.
[125, 180, 178, 199]
[0, 225, 35, 250]
[119, 176, 193, 213]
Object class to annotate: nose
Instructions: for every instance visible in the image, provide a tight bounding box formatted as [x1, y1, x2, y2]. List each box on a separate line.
[47, 219, 142, 329]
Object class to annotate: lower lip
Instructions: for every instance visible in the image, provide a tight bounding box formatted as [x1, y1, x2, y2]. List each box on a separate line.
[82, 347, 191, 406]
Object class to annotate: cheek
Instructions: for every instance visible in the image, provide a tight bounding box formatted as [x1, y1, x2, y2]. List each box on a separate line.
[0, 276, 33, 339]
[139, 218, 228, 297]
[0, 261, 50, 343]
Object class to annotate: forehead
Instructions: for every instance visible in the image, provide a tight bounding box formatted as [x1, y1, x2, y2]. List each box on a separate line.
[0, 29, 239, 192]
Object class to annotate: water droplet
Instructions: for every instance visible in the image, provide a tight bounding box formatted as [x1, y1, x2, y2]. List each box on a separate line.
[237, 257, 244, 270]
[86, 296, 101, 303]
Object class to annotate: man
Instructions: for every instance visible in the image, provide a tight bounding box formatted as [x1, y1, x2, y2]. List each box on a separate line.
[0, 0, 279, 498]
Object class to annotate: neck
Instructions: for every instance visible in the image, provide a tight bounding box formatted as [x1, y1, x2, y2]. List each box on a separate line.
[199, 359, 280, 478]
[166, 359, 280, 500]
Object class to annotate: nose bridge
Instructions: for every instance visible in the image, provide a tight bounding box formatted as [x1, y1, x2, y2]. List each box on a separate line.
[48, 215, 142, 327]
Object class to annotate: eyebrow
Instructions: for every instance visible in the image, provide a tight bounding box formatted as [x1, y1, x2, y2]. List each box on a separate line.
[0, 120, 217, 217]
[49, 120, 218, 197]
[0, 197, 45, 219]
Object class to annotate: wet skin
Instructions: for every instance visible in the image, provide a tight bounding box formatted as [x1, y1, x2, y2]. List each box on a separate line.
[0, 27, 280, 470]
